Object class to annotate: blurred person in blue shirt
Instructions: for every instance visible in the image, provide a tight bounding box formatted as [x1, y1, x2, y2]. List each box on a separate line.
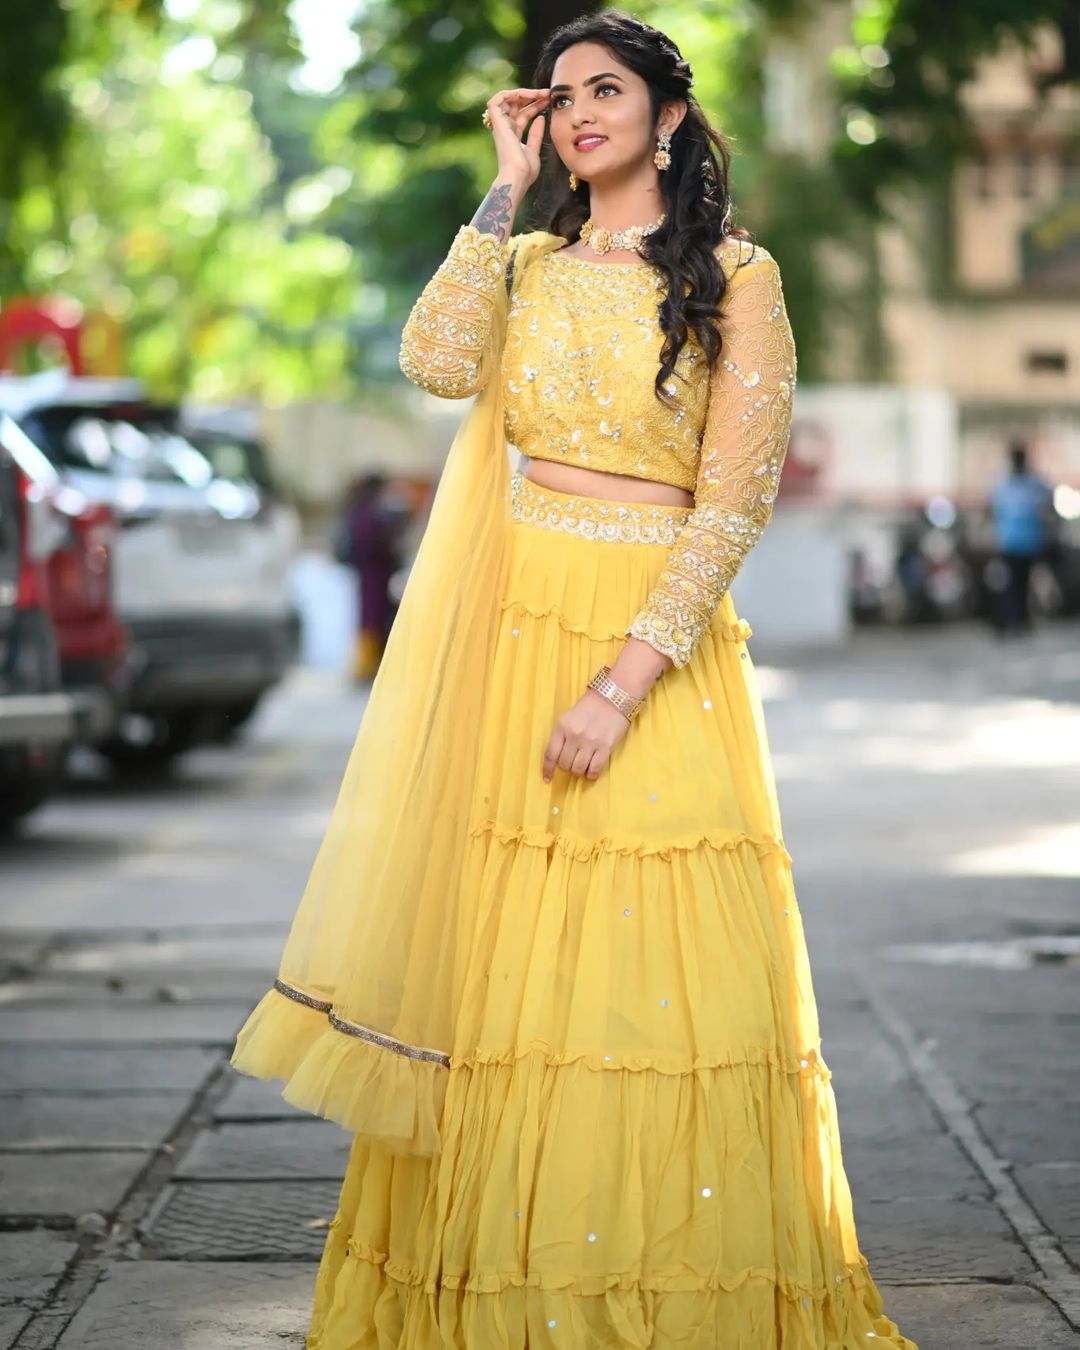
[989, 439, 1055, 635]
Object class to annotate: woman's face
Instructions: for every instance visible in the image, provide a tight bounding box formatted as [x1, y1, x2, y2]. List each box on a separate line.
[547, 41, 677, 186]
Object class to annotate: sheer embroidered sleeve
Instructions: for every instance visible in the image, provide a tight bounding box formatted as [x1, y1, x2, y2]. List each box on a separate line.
[626, 245, 797, 668]
[398, 225, 509, 399]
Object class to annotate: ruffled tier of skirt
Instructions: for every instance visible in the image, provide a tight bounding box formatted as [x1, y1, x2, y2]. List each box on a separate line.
[304, 1042, 916, 1347]
[236, 472, 918, 1347]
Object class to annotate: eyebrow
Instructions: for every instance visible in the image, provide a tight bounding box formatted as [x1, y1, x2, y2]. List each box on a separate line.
[549, 71, 624, 94]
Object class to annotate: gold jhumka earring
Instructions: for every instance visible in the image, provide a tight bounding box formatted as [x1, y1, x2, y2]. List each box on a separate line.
[568, 171, 579, 191]
[654, 131, 672, 171]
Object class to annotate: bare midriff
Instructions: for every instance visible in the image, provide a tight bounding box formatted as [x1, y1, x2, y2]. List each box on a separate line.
[519, 455, 695, 508]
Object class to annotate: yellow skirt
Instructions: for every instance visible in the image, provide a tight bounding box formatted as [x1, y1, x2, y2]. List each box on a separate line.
[305, 471, 918, 1350]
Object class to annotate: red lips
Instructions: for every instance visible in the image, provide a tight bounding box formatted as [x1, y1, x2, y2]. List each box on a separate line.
[573, 134, 607, 151]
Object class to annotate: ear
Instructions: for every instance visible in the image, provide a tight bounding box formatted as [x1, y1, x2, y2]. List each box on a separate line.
[659, 98, 688, 137]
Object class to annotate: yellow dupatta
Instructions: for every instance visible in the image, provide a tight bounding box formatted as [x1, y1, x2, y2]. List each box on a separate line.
[231, 230, 567, 1156]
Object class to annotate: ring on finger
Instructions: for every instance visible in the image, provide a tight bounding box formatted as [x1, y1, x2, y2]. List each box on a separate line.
[481, 106, 492, 128]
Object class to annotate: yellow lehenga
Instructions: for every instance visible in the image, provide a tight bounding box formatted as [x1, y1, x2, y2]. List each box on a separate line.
[231, 225, 919, 1348]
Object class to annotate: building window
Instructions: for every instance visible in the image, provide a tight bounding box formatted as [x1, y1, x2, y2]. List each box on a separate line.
[1014, 150, 1035, 198]
[1064, 147, 1080, 195]
[1025, 350, 1068, 374]
[972, 150, 993, 199]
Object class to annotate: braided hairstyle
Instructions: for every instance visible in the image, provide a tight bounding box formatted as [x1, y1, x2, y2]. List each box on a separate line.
[532, 11, 749, 405]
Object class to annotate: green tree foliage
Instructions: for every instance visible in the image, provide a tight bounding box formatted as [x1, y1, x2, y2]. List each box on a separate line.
[831, 0, 1078, 214]
[5, 1, 1073, 396]
[0, 0, 163, 205]
[311, 1, 600, 296]
[2, 3, 355, 400]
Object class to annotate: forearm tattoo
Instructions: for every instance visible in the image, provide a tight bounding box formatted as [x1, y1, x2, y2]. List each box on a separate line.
[471, 183, 515, 242]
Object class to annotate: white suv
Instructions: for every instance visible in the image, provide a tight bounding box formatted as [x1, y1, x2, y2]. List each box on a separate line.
[0, 372, 301, 766]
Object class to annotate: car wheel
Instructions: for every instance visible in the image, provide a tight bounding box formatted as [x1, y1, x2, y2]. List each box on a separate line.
[0, 746, 66, 831]
[98, 710, 208, 770]
[211, 696, 263, 743]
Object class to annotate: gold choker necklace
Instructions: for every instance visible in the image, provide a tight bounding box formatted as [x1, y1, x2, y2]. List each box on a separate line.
[579, 214, 665, 256]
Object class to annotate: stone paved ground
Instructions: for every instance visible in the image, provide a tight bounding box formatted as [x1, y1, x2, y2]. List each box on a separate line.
[0, 621, 1078, 1349]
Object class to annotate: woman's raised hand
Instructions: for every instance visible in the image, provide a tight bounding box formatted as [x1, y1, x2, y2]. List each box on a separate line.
[484, 87, 550, 190]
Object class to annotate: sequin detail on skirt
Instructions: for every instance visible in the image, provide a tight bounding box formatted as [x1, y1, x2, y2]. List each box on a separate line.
[511, 470, 692, 545]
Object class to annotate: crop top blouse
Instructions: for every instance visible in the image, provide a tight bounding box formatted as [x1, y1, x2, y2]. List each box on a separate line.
[398, 224, 796, 669]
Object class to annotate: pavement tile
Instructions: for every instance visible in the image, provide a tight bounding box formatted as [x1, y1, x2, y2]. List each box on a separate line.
[856, 1196, 1035, 1281]
[831, 1088, 943, 1142]
[142, 1181, 340, 1260]
[880, 1017, 1079, 1106]
[1012, 1162, 1080, 1266]
[0, 1046, 219, 1095]
[213, 1073, 306, 1122]
[43, 931, 286, 975]
[877, 1280, 1080, 1350]
[0, 931, 50, 977]
[0, 1094, 189, 1150]
[974, 1102, 1080, 1165]
[0, 1307, 31, 1348]
[0, 1005, 248, 1045]
[873, 959, 1079, 1018]
[175, 1121, 351, 1181]
[0, 1230, 77, 1307]
[3, 972, 271, 1005]
[0, 1152, 148, 1221]
[843, 1132, 986, 1201]
[53, 1262, 313, 1350]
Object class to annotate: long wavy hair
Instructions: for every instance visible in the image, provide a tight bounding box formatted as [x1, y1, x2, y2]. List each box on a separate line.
[532, 11, 748, 405]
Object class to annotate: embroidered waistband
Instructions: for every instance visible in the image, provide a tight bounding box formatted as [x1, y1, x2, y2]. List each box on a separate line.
[273, 977, 451, 1067]
[511, 470, 692, 546]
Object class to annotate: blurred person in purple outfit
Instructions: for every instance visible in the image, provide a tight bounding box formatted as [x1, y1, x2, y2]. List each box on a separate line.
[341, 472, 404, 681]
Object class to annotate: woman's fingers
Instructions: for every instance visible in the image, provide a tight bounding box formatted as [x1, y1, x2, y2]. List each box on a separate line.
[570, 746, 594, 778]
[504, 87, 549, 105]
[524, 112, 547, 155]
[511, 92, 550, 133]
[556, 739, 578, 774]
[542, 729, 564, 783]
[489, 88, 550, 130]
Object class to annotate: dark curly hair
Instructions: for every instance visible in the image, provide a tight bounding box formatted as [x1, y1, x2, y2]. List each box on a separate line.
[532, 11, 749, 405]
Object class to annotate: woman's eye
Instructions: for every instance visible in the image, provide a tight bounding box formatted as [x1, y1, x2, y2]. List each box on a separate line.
[551, 84, 618, 110]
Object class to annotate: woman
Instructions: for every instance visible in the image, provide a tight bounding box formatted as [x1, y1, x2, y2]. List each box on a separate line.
[233, 12, 920, 1347]
[340, 472, 403, 683]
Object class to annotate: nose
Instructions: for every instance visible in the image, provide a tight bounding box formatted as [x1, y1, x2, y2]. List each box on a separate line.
[571, 105, 595, 128]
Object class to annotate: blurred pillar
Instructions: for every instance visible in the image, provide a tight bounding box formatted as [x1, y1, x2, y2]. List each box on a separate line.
[519, 0, 603, 82]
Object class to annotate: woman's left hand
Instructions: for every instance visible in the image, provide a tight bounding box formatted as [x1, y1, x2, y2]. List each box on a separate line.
[542, 692, 630, 783]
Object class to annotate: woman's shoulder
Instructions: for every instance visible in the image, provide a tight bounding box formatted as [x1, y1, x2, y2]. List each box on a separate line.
[504, 230, 567, 294]
[509, 229, 567, 266]
[715, 234, 777, 281]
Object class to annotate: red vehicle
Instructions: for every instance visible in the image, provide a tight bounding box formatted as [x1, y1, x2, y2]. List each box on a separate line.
[42, 491, 128, 742]
[1, 412, 129, 755]
[0, 443, 74, 827]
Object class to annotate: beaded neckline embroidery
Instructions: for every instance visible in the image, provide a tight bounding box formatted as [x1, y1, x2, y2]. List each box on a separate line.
[547, 249, 655, 271]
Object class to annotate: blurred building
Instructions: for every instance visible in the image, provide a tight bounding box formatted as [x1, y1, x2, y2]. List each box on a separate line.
[885, 26, 1080, 503]
[765, 15, 1080, 512]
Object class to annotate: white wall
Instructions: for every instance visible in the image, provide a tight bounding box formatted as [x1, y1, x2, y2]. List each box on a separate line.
[732, 503, 851, 650]
[789, 384, 961, 505]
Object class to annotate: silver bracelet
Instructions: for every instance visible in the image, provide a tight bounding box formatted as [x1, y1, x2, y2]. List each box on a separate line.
[586, 665, 645, 723]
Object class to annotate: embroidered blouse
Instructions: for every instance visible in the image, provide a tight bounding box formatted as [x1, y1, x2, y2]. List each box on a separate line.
[399, 224, 796, 668]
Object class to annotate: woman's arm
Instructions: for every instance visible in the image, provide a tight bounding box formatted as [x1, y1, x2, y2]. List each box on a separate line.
[624, 245, 797, 669]
[398, 89, 548, 400]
